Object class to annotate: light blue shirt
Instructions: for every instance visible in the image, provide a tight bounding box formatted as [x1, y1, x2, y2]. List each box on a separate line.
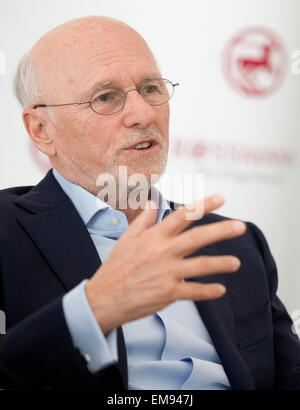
[54, 169, 230, 390]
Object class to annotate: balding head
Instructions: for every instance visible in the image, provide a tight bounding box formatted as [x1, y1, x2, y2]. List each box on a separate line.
[15, 16, 156, 109]
[18, 16, 170, 207]
[27, 16, 155, 105]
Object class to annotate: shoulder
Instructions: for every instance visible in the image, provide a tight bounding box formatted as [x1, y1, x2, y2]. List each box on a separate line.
[0, 185, 33, 208]
[0, 185, 34, 230]
[169, 201, 269, 256]
[202, 214, 276, 318]
[194, 212, 269, 253]
[0, 185, 33, 198]
[190, 211, 275, 280]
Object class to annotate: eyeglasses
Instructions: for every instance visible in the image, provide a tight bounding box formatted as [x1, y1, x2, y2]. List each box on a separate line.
[33, 78, 179, 116]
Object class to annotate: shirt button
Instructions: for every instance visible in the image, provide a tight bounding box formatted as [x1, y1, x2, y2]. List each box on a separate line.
[110, 217, 119, 225]
[83, 353, 91, 363]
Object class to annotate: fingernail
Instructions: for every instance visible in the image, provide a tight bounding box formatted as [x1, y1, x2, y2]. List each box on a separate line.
[218, 285, 226, 294]
[233, 221, 246, 233]
[232, 257, 241, 269]
[212, 194, 224, 205]
[185, 200, 205, 221]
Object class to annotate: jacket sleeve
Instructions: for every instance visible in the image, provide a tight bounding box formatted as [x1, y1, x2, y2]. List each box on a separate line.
[0, 296, 124, 390]
[247, 222, 300, 390]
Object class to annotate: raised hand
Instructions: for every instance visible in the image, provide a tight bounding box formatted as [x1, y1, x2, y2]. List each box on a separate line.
[85, 195, 246, 335]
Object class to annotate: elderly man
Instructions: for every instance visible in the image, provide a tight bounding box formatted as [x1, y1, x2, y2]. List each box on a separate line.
[0, 16, 299, 390]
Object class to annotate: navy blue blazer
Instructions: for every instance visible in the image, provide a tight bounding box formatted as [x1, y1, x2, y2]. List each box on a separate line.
[0, 170, 299, 390]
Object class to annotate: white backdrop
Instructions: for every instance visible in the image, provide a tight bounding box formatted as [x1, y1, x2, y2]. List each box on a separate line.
[0, 0, 299, 315]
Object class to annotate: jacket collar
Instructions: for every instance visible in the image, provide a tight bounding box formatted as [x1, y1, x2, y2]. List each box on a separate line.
[15, 170, 101, 290]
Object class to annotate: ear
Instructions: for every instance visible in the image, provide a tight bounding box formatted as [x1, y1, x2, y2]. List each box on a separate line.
[22, 108, 56, 157]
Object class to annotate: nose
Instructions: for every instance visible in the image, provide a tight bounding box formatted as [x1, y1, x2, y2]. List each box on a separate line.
[122, 89, 156, 129]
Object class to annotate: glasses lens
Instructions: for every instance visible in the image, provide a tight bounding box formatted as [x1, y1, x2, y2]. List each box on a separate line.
[140, 79, 174, 106]
[91, 88, 124, 114]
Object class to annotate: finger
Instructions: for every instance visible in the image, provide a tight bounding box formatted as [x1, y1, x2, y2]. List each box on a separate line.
[172, 219, 246, 257]
[124, 200, 158, 237]
[175, 281, 226, 301]
[176, 255, 241, 279]
[158, 194, 224, 236]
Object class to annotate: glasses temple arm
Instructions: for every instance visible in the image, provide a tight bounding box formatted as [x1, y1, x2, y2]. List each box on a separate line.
[33, 101, 90, 109]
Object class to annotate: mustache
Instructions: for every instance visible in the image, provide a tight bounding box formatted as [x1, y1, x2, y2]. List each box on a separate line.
[121, 127, 164, 149]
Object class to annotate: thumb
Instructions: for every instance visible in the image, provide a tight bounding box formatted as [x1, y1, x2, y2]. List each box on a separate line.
[124, 200, 158, 237]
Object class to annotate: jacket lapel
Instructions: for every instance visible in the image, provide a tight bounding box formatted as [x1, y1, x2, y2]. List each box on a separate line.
[15, 170, 101, 290]
[185, 234, 255, 389]
[169, 199, 254, 389]
[191, 273, 255, 389]
[15, 170, 128, 388]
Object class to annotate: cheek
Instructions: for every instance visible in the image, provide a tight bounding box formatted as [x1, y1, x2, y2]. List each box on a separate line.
[155, 106, 170, 135]
[50, 116, 93, 162]
[80, 117, 117, 158]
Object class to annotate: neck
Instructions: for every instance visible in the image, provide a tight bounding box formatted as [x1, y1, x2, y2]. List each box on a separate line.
[114, 188, 150, 224]
[52, 165, 152, 224]
[121, 206, 144, 224]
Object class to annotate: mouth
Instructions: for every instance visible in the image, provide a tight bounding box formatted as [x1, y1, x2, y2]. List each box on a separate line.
[124, 139, 159, 153]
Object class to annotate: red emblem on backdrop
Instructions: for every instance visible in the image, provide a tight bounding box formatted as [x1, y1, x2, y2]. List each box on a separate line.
[223, 27, 287, 97]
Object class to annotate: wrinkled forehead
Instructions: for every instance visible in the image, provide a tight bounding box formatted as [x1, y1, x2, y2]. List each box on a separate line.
[31, 19, 159, 100]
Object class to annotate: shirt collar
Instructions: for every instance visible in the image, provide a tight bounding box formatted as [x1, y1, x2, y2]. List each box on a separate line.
[53, 168, 108, 225]
[52, 168, 171, 226]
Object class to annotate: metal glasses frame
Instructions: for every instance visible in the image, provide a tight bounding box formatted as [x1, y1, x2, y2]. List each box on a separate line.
[33, 78, 179, 115]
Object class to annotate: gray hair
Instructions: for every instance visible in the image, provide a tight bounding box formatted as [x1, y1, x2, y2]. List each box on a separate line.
[13, 52, 42, 109]
[13, 52, 57, 122]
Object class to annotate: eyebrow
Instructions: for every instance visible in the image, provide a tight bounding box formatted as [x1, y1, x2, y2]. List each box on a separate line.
[87, 80, 113, 97]
[86, 74, 161, 97]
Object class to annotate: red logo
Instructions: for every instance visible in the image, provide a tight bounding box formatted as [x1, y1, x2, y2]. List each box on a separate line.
[223, 27, 287, 97]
